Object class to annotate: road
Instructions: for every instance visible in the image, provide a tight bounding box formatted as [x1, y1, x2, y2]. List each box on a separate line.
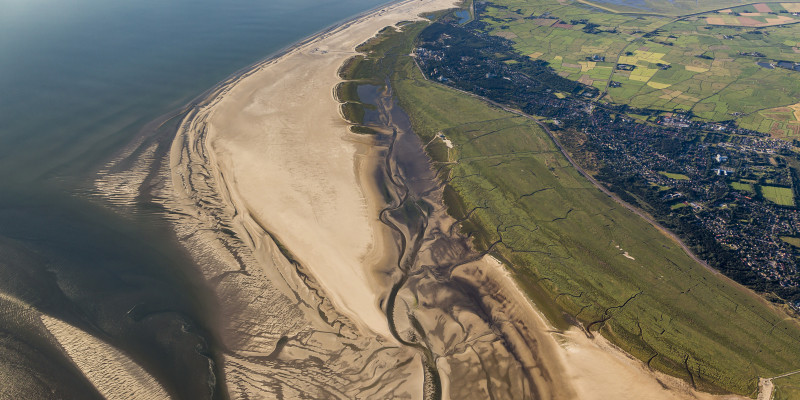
[758, 369, 800, 400]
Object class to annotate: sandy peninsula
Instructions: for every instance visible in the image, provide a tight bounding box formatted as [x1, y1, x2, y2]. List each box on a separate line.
[193, 0, 465, 340]
[167, 0, 752, 398]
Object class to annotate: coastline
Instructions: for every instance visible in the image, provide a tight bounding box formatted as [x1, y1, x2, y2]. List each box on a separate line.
[167, 0, 459, 397]
[180, 0, 463, 339]
[165, 0, 752, 399]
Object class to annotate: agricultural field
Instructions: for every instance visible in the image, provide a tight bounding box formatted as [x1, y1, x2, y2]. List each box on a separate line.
[738, 102, 800, 140]
[761, 184, 796, 206]
[352, 21, 800, 396]
[782, 236, 800, 248]
[705, 3, 800, 27]
[659, 170, 691, 180]
[730, 180, 755, 192]
[582, 0, 779, 15]
[479, 0, 800, 136]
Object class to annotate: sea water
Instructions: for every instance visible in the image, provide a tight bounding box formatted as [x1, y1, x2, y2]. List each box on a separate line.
[0, 0, 388, 397]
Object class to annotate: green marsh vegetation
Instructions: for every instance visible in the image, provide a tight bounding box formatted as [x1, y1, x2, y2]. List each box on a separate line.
[342, 13, 800, 396]
[336, 54, 385, 133]
[774, 374, 800, 400]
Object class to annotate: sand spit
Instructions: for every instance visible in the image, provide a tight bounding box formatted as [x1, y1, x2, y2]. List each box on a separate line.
[164, 0, 458, 398]
[190, 0, 460, 343]
[0, 292, 169, 400]
[40, 315, 171, 400]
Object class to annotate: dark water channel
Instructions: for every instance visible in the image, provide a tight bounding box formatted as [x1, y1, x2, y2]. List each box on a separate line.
[362, 82, 545, 399]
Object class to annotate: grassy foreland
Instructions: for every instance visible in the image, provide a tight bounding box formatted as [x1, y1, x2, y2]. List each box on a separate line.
[774, 374, 800, 399]
[343, 17, 800, 396]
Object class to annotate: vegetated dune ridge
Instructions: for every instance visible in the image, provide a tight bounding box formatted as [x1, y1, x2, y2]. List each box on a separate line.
[102, 0, 746, 399]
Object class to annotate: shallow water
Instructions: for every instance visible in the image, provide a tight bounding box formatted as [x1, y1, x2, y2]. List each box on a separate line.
[0, 0, 389, 397]
[454, 9, 471, 24]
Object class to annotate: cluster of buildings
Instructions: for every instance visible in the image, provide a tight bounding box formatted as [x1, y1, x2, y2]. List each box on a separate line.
[414, 18, 800, 304]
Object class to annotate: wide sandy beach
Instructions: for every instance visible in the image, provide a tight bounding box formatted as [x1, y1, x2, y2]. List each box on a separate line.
[195, 0, 467, 340]
[169, 0, 751, 398]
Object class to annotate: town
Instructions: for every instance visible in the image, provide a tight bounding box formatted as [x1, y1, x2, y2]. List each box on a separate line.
[414, 16, 800, 307]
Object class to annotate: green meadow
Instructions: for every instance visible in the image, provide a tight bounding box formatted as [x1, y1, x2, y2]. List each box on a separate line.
[731, 181, 755, 193]
[659, 171, 691, 180]
[774, 373, 800, 400]
[761, 185, 796, 206]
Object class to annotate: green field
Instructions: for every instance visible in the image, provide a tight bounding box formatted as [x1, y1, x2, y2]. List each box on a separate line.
[773, 374, 800, 400]
[737, 104, 800, 140]
[782, 236, 800, 248]
[761, 185, 796, 206]
[659, 171, 691, 180]
[479, 0, 800, 136]
[731, 181, 755, 193]
[348, 19, 800, 396]
[581, 0, 779, 15]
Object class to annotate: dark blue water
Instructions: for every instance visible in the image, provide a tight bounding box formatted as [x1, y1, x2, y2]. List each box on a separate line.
[455, 9, 471, 24]
[0, 0, 388, 398]
[0, 0, 389, 186]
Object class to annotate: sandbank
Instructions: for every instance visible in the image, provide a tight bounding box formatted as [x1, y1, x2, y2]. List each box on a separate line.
[188, 0, 459, 339]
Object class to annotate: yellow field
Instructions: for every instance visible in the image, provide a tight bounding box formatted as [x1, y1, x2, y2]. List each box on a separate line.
[789, 102, 800, 121]
[629, 67, 658, 82]
[781, 2, 800, 12]
[647, 81, 671, 89]
[685, 65, 709, 73]
[706, 13, 799, 27]
[618, 50, 667, 66]
[767, 16, 797, 25]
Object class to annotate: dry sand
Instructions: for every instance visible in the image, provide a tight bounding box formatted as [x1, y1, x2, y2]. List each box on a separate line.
[197, 0, 460, 340]
[163, 0, 456, 398]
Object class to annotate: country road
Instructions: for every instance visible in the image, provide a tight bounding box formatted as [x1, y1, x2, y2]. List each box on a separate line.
[758, 369, 800, 400]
